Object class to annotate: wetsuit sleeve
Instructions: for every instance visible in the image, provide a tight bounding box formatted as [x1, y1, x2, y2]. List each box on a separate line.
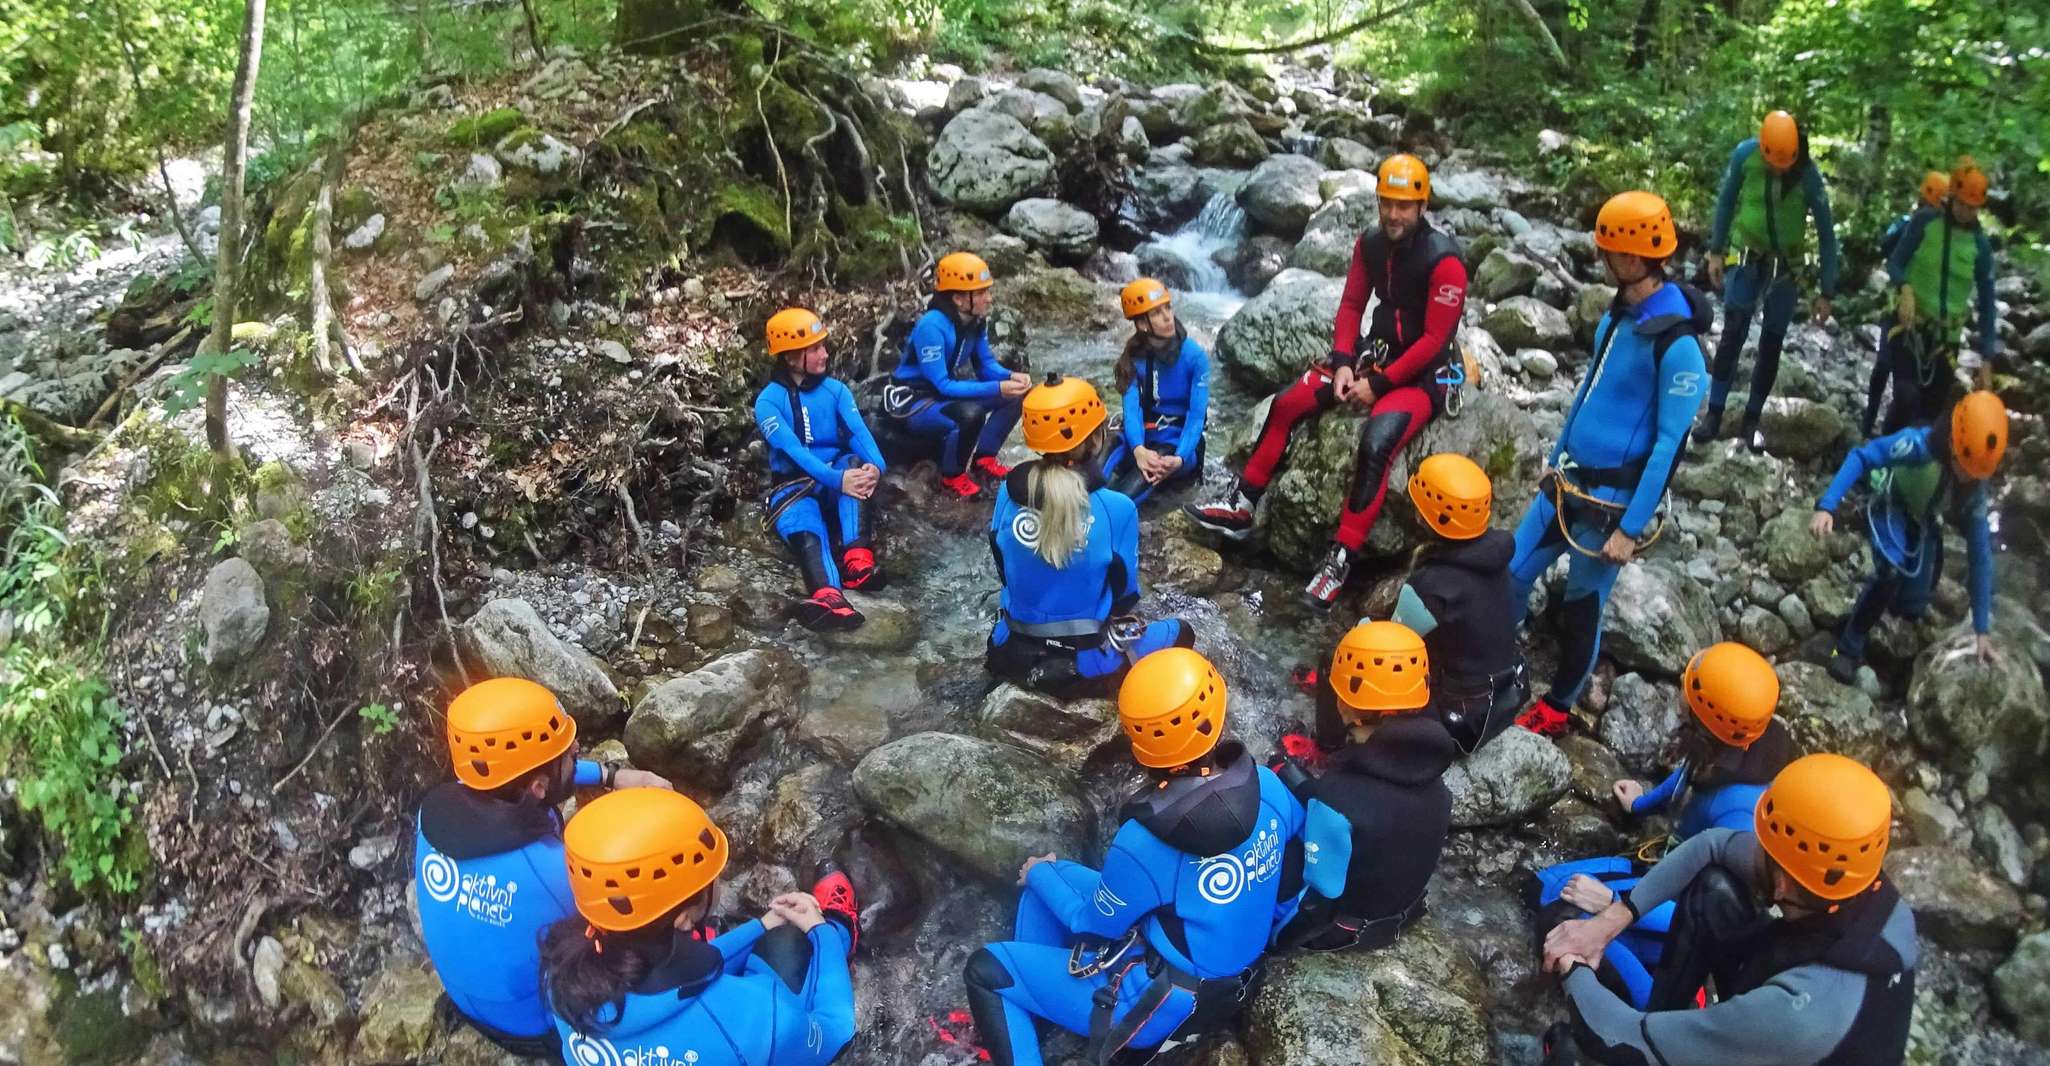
[1631, 765, 1684, 815]
[1975, 232, 1998, 357]
[909, 317, 1003, 400]
[1301, 797, 1355, 901]
[574, 759, 604, 788]
[1122, 376, 1146, 452]
[1617, 333, 1705, 538]
[1816, 428, 1924, 511]
[1964, 483, 1994, 633]
[1025, 827, 1168, 938]
[1330, 237, 1372, 363]
[1624, 828, 1768, 918]
[1553, 317, 1611, 469]
[1564, 961, 1865, 1066]
[710, 918, 769, 972]
[1886, 212, 1930, 287]
[1391, 583, 1440, 637]
[757, 390, 842, 484]
[1177, 343, 1211, 466]
[835, 381, 887, 472]
[1366, 256, 1466, 394]
[1708, 142, 1749, 254]
[1110, 496, 1142, 615]
[1805, 165, 1840, 297]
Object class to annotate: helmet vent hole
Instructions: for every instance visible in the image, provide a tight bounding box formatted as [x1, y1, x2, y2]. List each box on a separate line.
[608, 896, 634, 916]
[698, 829, 718, 850]
[1823, 869, 1845, 886]
[1197, 719, 1213, 735]
[672, 853, 686, 865]
[625, 867, 641, 879]
[471, 760, 491, 778]
[652, 869, 667, 880]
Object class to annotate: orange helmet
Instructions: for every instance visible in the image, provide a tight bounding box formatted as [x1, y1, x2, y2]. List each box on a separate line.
[446, 678, 577, 790]
[1330, 621, 1429, 716]
[1377, 154, 1430, 202]
[565, 788, 730, 932]
[1918, 171, 1951, 209]
[1118, 648, 1228, 769]
[1951, 156, 1989, 207]
[1121, 278, 1172, 320]
[1950, 390, 2008, 480]
[1022, 374, 1107, 454]
[1682, 643, 1780, 749]
[1593, 191, 1677, 259]
[1759, 111, 1800, 170]
[1755, 754, 1892, 903]
[1406, 453, 1491, 540]
[936, 251, 995, 292]
[765, 307, 828, 356]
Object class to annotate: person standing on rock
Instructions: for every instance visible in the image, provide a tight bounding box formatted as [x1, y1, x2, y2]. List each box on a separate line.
[1184, 153, 1469, 606]
[1102, 278, 1211, 504]
[986, 374, 1195, 698]
[1699, 110, 1840, 452]
[1271, 621, 1456, 953]
[884, 251, 1031, 499]
[1874, 158, 1999, 434]
[1507, 191, 1710, 738]
[964, 648, 1307, 1065]
[1860, 170, 1951, 438]
[1811, 390, 2006, 683]
[755, 308, 888, 633]
[539, 788, 861, 1066]
[1531, 642, 1794, 1009]
[1541, 754, 1915, 1066]
[411, 678, 673, 1057]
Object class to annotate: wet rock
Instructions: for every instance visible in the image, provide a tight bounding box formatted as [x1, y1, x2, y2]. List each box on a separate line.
[945, 76, 991, 113]
[977, 683, 1120, 767]
[1474, 248, 1542, 301]
[974, 232, 1035, 275]
[1245, 924, 1490, 1066]
[853, 731, 1091, 883]
[1432, 168, 1524, 209]
[1143, 513, 1226, 595]
[1131, 158, 1205, 228]
[1889, 844, 2025, 951]
[1446, 726, 1571, 827]
[820, 592, 920, 652]
[1214, 269, 1346, 394]
[1018, 68, 1083, 112]
[1993, 931, 2050, 1044]
[684, 602, 735, 650]
[1596, 673, 1682, 774]
[1192, 119, 1268, 167]
[1907, 623, 2049, 782]
[625, 647, 805, 790]
[1567, 283, 1617, 345]
[1776, 661, 1899, 767]
[927, 108, 1056, 214]
[1974, 805, 2030, 888]
[1544, 795, 1631, 856]
[1135, 241, 1206, 291]
[1002, 198, 1099, 264]
[1482, 296, 1572, 350]
[800, 672, 906, 763]
[1900, 787, 1966, 847]
[1601, 559, 1721, 678]
[1736, 603, 1793, 655]
[1559, 734, 1629, 806]
[1239, 154, 1325, 239]
[354, 958, 445, 1064]
[760, 763, 856, 873]
[282, 959, 348, 1026]
[1290, 189, 1377, 276]
[1316, 136, 1376, 172]
[1320, 168, 1374, 201]
[1520, 349, 1558, 379]
[988, 89, 1075, 149]
[1231, 235, 1294, 296]
[459, 598, 624, 728]
[202, 558, 270, 667]
[1083, 248, 1140, 285]
[1757, 396, 1847, 460]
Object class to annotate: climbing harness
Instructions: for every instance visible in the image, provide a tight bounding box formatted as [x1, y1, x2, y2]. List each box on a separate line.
[1539, 464, 1667, 559]
[1633, 834, 1672, 866]
[761, 475, 819, 533]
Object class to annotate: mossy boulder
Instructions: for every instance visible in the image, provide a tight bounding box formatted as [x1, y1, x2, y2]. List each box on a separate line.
[448, 107, 527, 148]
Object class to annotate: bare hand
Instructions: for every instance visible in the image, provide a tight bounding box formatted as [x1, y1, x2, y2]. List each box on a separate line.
[1559, 873, 1615, 914]
[1543, 905, 1630, 975]
[770, 892, 825, 932]
[1812, 297, 1833, 325]
[1017, 851, 1056, 886]
[613, 768, 673, 791]
[1599, 530, 1637, 565]
[1549, 951, 1595, 977]
[999, 378, 1030, 400]
[1133, 446, 1164, 482]
[1010, 371, 1031, 387]
[1975, 634, 1998, 663]
[1612, 779, 1645, 811]
[1330, 364, 1355, 401]
[1348, 378, 1379, 407]
[1809, 510, 1834, 538]
[843, 464, 879, 500]
[1706, 257, 1725, 289]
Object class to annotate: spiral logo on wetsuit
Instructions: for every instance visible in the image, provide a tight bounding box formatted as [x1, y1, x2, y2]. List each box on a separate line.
[1011, 509, 1042, 549]
[564, 1033, 624, 1066]
[1197, 853, 1248, 904]
[420, 851, 460, 903]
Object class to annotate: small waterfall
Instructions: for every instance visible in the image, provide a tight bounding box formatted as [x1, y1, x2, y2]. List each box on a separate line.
[1137, 191, 1246, 296]
[1189, 192, 1247, 244]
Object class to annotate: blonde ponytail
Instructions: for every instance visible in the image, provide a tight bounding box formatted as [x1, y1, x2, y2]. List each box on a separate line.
[1025, 427, 1108, 569]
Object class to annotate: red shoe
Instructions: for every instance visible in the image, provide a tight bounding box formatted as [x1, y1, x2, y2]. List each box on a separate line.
[973, 456, 1012, 480]
[795, 588, 864, 632]
[1515, 697, 1570, 738]
[812, 863, 861, 953]
[1290, 664, 1322, 695]
[841, 547, 884, 590]
[938, 472, 984, 499]
[927, 1009, 993, 1062]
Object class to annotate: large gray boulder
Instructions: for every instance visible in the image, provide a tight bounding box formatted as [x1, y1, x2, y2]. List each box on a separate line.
[1244, 925, 1490, 1066]
[853, 732, 1091, 883]
[1431, 168, 1530, 210]
[987, 89, 1075, 150]
[927, 108, 1055, 214]
[1316, 137, 1377, 173]
[1993, 931, 2050, 1045]
[1132, 158, 1206, 228]
[1135, 240, 1209, 291]
[1290, 189, 1376, 276]
[1908, 623, 2049, 782]
[977, 683, 1120, 769]
[1192, 120, 1268, 167]
[1017, 68, 1082, 112]
[1482, 296, 1572, 350]
[1238, 154, 1326, 239]
[1888, 844, 2025, 951]
[458, 598, 622, 728]
[1215, 270, 1345, 394]
[1446, 726, 1570, 827]
[1757, 396, 1847, 461]
[1473, 247, 1542, 301]
[1760, 507, 1831, 584]
[1002, 198, 1100, 264]
[1776, 661, 1901, 767]
[201, 558, 270, 667]
[624, 648, 803, 790]
[1597, 673, 1682, 774]
[1232, 235, 1294, 295]
[1170, 84, 1255, 136]
[1601, 560, 1722, 678]
[1567, 283, 1617, 345]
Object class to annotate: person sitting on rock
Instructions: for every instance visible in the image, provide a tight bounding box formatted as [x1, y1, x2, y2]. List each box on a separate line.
[1185, 153, 1469, 606]
[1102, 278, 1211, 504]
[1860, 171, 1950, 438]
[755, 307, 887, 633]
[540, 788, 860, 1066]
[1506, 191, 1710, 738]
[1541, 754, 1916, 1066]
[883, 251, 1030, 499]
[1531, 642, 1794, 1009]
[411, 678, 672, 1057]
[1812, 389, 2005, 683]
[964, 648, 1307, 1065]
[1699, 110, 1839, 452]
[986, 374, 1194, 698]
[1873, 157, 1999, 434]
[1271, 621, 1456, 953]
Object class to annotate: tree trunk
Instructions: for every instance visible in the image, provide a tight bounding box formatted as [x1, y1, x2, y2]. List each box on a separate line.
[1500, 0, 1569, 70]
[308, 130, 351, 378]
[206, 0, 266, 458]
[1626, 0, 1661, 71]
[519, 0, 546, 55]
[1861, 103, 1892, 212]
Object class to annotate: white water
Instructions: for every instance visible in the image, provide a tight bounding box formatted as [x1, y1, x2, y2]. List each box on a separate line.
[1138, 191, 1248, 296]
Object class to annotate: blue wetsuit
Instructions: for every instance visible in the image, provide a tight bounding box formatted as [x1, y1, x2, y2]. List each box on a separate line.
[414, 760, 604, 1044]
[754, 368, 887, 592]
[1103, 332, 1211, 504]
[964, 744, 1306, 1065]
[1817, 425, 1994, 660]
[884, 300, 1022, 476]
[986, 463, 1192, 697]
[550, 919, 855, 1066]
[1510, 282, 1707, 708]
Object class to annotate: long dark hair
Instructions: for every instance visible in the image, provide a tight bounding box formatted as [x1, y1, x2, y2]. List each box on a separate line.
[1114, 323, 1181, 392]
[539, 896, 698, 1033]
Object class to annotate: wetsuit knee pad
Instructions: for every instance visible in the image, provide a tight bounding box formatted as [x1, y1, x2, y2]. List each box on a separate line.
[1347, 411, 1414, 511]
[941, 399, 994, 440]
[753, 923, 817, 994]
[1677, 864, 1759, 940]
[964, 947, 1017, 993]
